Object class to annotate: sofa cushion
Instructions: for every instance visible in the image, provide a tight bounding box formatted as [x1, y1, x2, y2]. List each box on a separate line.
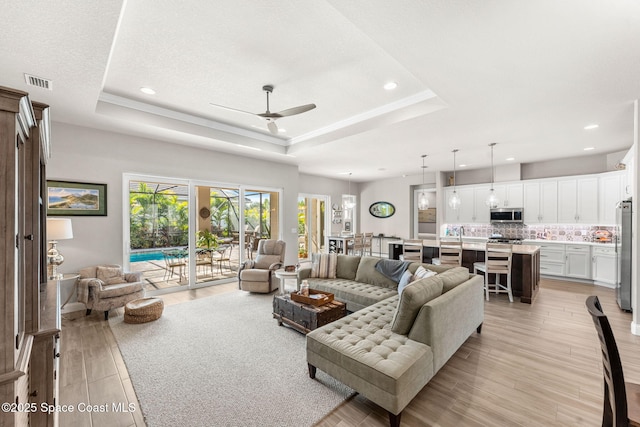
[306, 278, 398, 312]
[438, 266, 470, 293]
[99, 281, 144, 298]
[391, 275, 443, 335]
[254, 254, 281, 269]
[310, 253, 337, 278]
[104, 276, 128, 285]
[96, 266, 124, 283]
[336, 255, 361, 280]
[355, 257, 398, 289]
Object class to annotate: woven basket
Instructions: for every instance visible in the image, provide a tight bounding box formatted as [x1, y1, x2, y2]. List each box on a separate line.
[124, 297, 164, 324]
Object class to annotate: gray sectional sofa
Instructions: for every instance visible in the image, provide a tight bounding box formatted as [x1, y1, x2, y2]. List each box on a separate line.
[298, 255, 484, 427]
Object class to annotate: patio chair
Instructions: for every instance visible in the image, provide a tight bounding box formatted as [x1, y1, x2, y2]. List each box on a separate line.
[215, 244, 232, 274]
[163, 250, 187, 281]
[238, 239, 286, 293]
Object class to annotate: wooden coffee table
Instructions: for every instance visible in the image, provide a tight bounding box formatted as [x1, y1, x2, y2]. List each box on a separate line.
[273, 294, 346, 334]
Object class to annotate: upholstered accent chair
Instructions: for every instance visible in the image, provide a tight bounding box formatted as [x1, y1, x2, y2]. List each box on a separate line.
[238, 239, 286, 293]
[78, 264, 145, 320]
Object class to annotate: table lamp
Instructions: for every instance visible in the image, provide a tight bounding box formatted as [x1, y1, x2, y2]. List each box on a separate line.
[47, 217, 73, 280]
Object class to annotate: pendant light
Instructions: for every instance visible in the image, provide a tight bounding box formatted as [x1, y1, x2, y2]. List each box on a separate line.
[343, 172, 356, 209]
[485, 143, 500, 208]
[418, 154, 429, 210]
[448, 149, 461, 209]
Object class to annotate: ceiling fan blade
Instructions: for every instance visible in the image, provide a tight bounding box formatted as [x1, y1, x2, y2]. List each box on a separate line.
[276, 103, 317, 117]
[267, 121, 278, 134]
[209, 102, 256, 116]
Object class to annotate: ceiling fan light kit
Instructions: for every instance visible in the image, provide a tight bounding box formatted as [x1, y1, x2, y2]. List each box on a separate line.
[210, 84, 316, 135]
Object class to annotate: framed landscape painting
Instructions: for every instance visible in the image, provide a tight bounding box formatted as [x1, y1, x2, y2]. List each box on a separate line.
[46, 180, 107, 216]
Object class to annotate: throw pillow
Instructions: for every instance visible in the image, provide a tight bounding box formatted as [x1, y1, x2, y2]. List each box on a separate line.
[397, 270, 413, 296]
[411, 265, 437, 283]
[439, 266, 470, 293]
[104, 277, 128, 285]
[310, 253, 337, 279]
[391, 275, 444, 335]
[336, 255, 361, 280]
[96, 266, 124, 283]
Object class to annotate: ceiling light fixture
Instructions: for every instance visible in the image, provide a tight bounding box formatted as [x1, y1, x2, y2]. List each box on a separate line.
[584, 124, 599, 130]
[584, 147, 595, 151]
[418, 154, 429, 210]
[448, 149, 461, 210]
[384, 81, 398, 90]
[140, 87, 156, 95]
[506, 157, 515, 161]
[485, 143, 500, 208]
[342, 172, 356, 210]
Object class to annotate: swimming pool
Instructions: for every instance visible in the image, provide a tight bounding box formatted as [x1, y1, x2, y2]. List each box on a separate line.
[129, 250, 165, 263]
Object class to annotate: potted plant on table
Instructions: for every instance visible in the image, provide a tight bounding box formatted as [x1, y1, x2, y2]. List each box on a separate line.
[197, 229, 219, 250]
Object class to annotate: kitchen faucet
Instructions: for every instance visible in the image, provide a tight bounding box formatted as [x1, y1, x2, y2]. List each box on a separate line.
[459, 226, 464, 240]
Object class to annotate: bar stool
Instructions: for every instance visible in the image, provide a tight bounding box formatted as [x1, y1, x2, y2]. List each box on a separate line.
[348, 233, 365, 255]
[363, 232, 373, 256]
[433, 240, 462, 266]
[400, 239, 423, 262]
[473, 243, 513, 302]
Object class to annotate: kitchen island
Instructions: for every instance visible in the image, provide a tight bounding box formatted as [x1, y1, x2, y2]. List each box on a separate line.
[389, 240, 541, 304]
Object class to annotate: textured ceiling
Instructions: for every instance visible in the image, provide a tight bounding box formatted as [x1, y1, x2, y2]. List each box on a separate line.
[1, 0, 639, 182]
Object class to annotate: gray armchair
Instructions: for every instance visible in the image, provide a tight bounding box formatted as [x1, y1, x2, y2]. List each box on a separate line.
[238, 239, 286, 293]
[78, 264, 145, 320]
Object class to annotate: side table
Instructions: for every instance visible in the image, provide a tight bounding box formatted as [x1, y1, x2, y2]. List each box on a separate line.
[274, 269, 299, 295]
[58, 273, 80, 310]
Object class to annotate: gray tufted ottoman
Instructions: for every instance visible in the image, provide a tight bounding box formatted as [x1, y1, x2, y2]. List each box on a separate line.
[306, 296, 434, 427]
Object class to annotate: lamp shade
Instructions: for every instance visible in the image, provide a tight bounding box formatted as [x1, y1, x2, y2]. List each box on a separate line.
[47, 218, 73, 240]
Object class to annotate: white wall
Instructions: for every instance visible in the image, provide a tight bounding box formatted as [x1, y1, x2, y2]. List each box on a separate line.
[360, 172, 436, 239]
[47, 122, 302, 272]
[297, 173, 357, 236]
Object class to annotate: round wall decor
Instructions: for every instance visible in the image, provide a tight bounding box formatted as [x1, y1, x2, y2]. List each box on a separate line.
[199, 207, 211, 219]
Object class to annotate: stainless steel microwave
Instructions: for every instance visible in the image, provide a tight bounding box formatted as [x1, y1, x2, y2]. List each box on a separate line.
[490, 208, 524, 223]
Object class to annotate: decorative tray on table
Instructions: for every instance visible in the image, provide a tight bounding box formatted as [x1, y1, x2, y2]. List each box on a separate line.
[291, 289, 334, 306]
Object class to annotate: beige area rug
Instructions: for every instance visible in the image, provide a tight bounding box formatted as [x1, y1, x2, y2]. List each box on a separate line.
[109, 292, 354, 427]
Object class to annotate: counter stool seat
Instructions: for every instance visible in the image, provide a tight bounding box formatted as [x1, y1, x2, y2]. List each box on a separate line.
[473, 243, 513, 302]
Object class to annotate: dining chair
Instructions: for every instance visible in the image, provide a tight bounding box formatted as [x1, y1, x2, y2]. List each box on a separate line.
[363, 232, 374, 256]
[473, 243, 513, 302]
[586, 295, 640, 427]
[349, 233, 365, 256]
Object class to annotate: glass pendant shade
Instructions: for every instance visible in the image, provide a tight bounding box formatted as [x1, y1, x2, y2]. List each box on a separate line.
[485, 143, 500, 208]
[342, 172, 356, 209]
[448, 149, 461, 210]
[485, 188, 499, 208]
[418, 190, 429, 210]
[448, 190, 461, 209]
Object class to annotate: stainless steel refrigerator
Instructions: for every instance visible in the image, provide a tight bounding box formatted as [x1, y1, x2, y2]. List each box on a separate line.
[616, 199, 632, 311]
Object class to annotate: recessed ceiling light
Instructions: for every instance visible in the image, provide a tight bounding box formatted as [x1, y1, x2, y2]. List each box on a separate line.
[278, 128, 286, 133]
[506, 157, 515, 161]
[584, 124, 599, 130]
[140, 87, 156, 95]
[383, 81, 398, 91]
[584, 147, 595, 151]
[459, 164, 467, 168]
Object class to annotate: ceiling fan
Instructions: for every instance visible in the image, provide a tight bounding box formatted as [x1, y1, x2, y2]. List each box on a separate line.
[210, 85, 316, 135]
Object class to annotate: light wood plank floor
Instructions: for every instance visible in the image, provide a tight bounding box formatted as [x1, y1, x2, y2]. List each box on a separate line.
[59, 278, 638, 426]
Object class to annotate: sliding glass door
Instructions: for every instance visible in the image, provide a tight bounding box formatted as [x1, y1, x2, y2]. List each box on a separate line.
[124, 174, 282, 294]
[297, 195, 328, 260]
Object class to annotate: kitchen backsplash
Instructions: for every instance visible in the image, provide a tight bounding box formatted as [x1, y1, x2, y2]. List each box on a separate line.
[443, 223, 616, 242]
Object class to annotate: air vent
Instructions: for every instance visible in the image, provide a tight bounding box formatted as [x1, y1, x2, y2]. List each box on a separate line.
[24, 74, 53, 90]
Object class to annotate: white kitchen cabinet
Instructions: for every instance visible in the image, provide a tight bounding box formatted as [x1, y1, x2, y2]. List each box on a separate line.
[565, 244, 592, 279]
[621, 149, 634, 198]
[473, 185, 491, 223]
[537, 242, 565, 276]
[523, 180, 558, 224]
[557, 177, 598, 223]
[592, 245, 616, 287]
[493, 182, 524, 208]
[598, 172, 622, 225]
